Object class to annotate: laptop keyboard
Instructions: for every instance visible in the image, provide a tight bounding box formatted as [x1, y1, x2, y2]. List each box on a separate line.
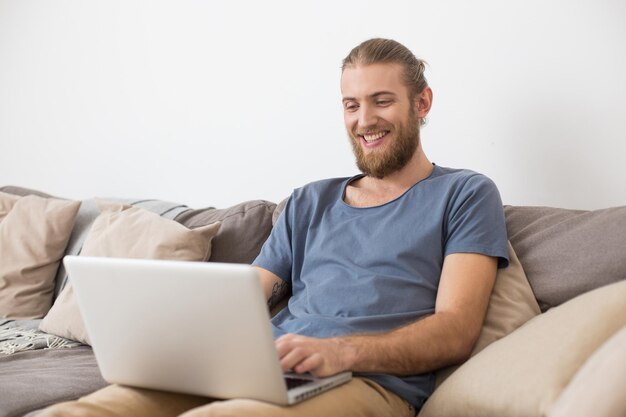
[285, 376, 314, 390]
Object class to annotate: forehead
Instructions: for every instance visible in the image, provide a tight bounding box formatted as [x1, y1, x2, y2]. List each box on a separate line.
[340, 63, 408, 99]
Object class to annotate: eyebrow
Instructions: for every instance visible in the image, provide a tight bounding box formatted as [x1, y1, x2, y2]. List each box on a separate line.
[342, 91, 397, 102]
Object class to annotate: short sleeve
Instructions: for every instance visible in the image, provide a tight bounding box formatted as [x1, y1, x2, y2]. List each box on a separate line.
[444, 174, 509, 268]
[252, 195, 294, 282]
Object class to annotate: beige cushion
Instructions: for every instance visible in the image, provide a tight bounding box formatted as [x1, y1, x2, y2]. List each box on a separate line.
[39, 201, 220, 345]
[548, 325, 626, 417]
[435, 242, 540, 385]
[418, 278, 626, 417]
[0, 192, 80, 319]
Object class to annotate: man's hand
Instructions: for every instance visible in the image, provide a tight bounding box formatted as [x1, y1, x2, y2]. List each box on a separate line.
[275, 334, 356, 378]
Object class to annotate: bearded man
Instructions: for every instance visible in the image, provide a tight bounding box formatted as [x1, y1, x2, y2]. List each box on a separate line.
[41, 38, 509, 417]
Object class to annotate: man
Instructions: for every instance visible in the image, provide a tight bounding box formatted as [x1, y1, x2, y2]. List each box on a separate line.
[41, 38, 509, 417]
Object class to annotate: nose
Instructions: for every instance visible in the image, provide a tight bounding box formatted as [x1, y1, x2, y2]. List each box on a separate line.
[357, 104, 378, 129]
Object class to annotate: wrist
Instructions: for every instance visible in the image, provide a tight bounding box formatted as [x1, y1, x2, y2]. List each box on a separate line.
[337, 335, 361, 371]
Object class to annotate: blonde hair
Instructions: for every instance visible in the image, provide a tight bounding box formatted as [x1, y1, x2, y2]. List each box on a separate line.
[342, 38, 428, 102]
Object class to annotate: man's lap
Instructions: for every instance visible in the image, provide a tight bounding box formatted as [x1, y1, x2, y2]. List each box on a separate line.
[37, 377, 415, 417]
[36, 384, 209, 417]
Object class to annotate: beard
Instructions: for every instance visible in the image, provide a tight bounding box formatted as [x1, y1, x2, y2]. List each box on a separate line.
[348, 107, 421, 179]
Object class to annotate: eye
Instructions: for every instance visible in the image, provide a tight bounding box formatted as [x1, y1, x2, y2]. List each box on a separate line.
[344, 102, 359, 112]
[376, 100, 392, 106]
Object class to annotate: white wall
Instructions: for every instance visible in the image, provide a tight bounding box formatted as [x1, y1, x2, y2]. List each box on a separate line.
[1, 0, 625, 209]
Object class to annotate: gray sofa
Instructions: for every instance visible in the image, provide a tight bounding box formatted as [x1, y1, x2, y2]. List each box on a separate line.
[1, 185, 625, 417]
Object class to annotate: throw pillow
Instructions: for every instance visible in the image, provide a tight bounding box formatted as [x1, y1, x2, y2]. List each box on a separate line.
[39, 200, 220, 345]
[435, 241, 540, 386]
[0, 192, 80, 319]
[547, 325, 626, 417]
[418, 279, 626, 417]
[175, 200, 276, 264]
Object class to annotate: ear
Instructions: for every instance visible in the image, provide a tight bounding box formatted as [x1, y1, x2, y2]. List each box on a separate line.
[414, 87, 433, 119]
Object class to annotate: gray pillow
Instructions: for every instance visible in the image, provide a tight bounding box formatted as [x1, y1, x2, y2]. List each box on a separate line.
[505, 205, 626, 311]
[0, 185, 54, 199]
[175, 200, 276, 264]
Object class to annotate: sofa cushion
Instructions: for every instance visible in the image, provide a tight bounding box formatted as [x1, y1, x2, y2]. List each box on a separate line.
[39, 201, 220, 345]
[0, 346, 108, 417]
[505, 205, 626, 311]
[435, 241, 540, 385]
[418, 279, 626, 417]
[547, 324, 626, 417]
[0, 192, 80, 319]
[175, 200, 276, 264]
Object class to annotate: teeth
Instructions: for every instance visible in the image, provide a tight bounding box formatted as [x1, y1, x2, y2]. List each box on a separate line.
[363, 131, 387, 142]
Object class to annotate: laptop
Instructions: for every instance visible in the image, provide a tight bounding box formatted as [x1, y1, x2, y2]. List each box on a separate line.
[63, 256, 352, 405]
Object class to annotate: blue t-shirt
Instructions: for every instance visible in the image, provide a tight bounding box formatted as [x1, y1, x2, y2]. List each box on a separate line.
[252, 164, 509, 409]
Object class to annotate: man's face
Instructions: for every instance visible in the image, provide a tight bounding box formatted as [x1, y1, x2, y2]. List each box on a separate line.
[341, 63, 420, 179]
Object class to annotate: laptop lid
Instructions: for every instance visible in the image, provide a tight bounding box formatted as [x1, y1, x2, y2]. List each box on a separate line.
[64, 256, 351, 405]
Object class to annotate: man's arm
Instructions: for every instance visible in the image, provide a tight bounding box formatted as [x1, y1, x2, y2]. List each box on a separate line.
[275, 253, 497, 377]
[256, 266, 290, 310]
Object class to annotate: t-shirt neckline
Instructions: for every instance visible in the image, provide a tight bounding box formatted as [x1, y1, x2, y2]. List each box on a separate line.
[340, 163, 439, 210]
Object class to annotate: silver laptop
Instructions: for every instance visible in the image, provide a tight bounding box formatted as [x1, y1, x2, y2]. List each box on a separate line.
[63, 256, 351, 405]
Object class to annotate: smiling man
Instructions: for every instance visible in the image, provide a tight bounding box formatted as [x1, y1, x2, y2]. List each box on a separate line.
[248, 38, 510, 415]
[40, 38, 509, 417]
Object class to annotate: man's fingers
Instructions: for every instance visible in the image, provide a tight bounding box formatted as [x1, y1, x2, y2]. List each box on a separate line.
[294, 353, 324, 375]
[275, 334, 339, 376]
[275, 334, 304, 355]
[279, 346, 309, 372]
[275, 334, 298, 358]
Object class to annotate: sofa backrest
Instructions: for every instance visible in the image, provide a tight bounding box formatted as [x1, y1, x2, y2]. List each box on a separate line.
[4, 185, 625, 314]
[505, 205, 626, 311]
[0, 186, 276, 302]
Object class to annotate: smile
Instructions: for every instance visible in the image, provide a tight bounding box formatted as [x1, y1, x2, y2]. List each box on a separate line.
[360, 130, 389, 143]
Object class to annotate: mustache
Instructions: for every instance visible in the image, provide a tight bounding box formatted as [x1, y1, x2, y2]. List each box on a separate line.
[353, 126, 393, 136]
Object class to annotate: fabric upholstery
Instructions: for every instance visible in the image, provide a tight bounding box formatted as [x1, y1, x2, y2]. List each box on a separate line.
[0, 185, 54, 199]
[0, 346, 107, 417]
[52, 198, 190, 301]
[0, 187, 189, 300]
[547, 325, 626, 417]
[39, 200, 220, 345]
[49, 199, 105, 300]
[272, 198, 288, 225]
[418, 279, 626, 417]
[0, 192, 80, 319]
[175, 200, 275, 264]
[505, 205, 626, 311]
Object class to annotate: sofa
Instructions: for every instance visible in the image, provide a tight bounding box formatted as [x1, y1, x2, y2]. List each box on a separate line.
[1, 184, 625, 417]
